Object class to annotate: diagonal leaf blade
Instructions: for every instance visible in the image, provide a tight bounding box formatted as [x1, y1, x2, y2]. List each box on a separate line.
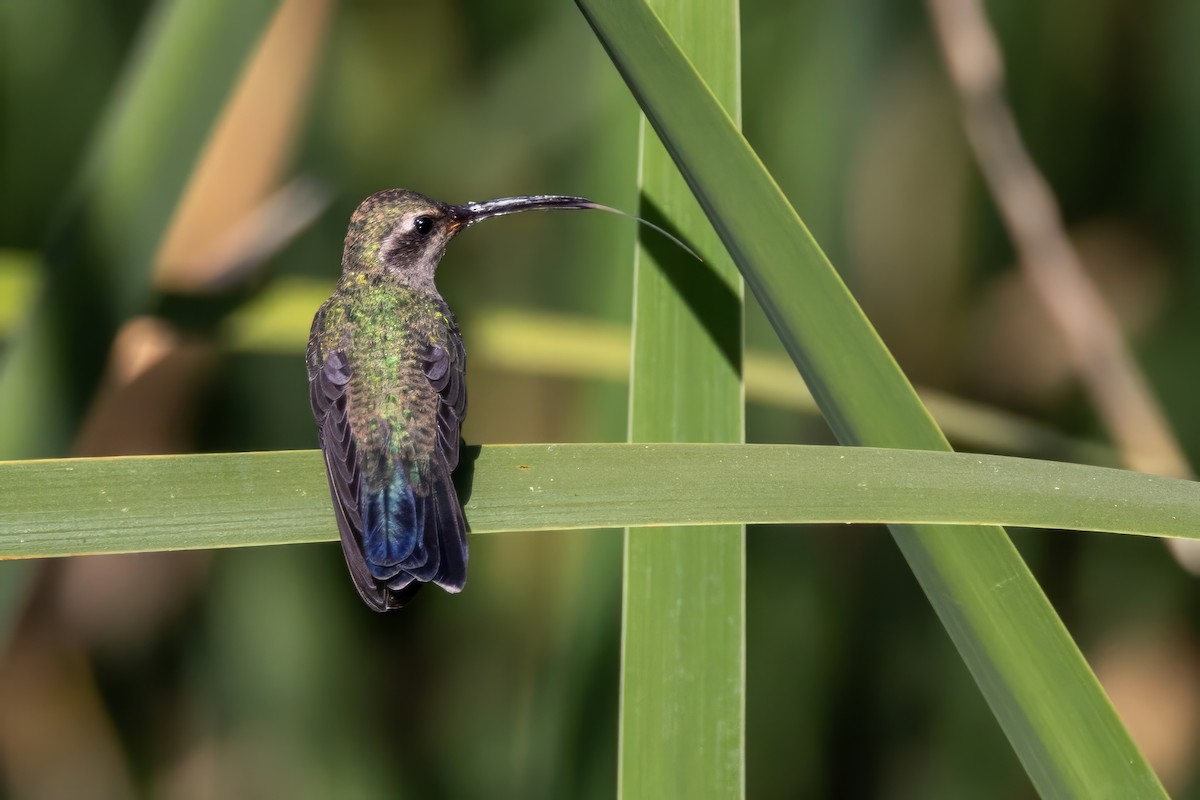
[574, 1, 1165, 795]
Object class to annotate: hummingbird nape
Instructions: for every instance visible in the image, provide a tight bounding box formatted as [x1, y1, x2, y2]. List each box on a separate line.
[306, 188, 612, 611]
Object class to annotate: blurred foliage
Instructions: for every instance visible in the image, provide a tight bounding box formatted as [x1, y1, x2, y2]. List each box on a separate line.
[1, 0, 1199, 797]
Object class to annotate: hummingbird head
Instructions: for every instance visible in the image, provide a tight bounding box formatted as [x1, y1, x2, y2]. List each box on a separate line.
[342, 188, 606, 289]
[342, 189, 457, 288]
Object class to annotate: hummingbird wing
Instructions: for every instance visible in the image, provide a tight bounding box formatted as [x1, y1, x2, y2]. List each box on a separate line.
[309, 346, 380, 610]
[419, 331, 469, 593]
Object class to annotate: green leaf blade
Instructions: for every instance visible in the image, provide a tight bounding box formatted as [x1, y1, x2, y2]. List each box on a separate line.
[621, 1, 745, 797]
[2, 445, 1197, 559]
[574, 1, 1166, 795]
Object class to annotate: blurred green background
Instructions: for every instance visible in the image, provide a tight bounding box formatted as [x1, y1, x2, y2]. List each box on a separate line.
[2, 0, 1199, 797]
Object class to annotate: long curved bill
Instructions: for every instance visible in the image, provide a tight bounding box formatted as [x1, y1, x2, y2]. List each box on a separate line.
[452, 195, 700, 260]
[453, 195, 603, 224]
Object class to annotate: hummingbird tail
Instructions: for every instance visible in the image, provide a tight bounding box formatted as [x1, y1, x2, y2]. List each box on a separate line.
[360, 474, 422, 575]
[361, 472, 426, 579]
[357, 456, 466, 600]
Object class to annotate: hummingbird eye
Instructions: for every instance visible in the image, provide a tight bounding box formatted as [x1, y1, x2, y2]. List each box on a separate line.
[412, 215, 434, 236]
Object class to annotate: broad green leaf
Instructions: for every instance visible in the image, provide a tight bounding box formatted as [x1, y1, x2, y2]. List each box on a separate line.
[621, 1, 744, 798]
[575, 1, 1165, 795]
[0, 445, 1196, 559]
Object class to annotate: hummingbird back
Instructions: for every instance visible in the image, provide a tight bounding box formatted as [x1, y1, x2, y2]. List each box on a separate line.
[307, 275, 467, 610]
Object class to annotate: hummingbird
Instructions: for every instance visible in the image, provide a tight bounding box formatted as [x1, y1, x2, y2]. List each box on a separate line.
[307, 188, 612, 611]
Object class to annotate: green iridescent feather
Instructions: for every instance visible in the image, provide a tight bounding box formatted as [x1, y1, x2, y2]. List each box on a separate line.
[313, 276, 460, 490]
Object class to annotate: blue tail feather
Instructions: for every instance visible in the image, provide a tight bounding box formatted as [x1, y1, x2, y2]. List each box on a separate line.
[361, 469, 426, 581]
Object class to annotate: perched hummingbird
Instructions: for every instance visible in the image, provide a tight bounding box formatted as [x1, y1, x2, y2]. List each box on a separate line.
[307, 188, 609, 611]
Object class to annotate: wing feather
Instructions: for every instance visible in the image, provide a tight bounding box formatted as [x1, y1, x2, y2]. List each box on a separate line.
[422, 329, 468, 593]
[308, 328, 390, 610]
